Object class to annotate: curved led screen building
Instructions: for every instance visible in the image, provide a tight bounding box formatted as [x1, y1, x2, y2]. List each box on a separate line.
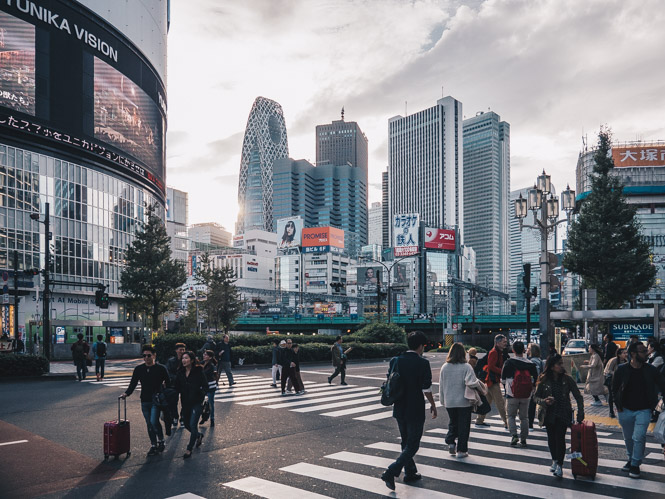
[0, 0, 168, 351]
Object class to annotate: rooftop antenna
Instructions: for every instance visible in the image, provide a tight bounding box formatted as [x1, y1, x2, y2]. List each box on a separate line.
[341, 106, 345, 121]
[441, 86, 444, 98]
[405, 101, 407, 116]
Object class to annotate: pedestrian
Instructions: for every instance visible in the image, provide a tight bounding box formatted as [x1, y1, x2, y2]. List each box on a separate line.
[166, 342, 186, 428]
[92, 334, 107, 381]
[121, 345, 170, 456]
[502, 341, 538, 447]
[629, 335, 640, 346]
[439, 342, 483, 459]
[612, 341, 665, 478]
[202, 350, 218, 427]
[646, 338, 664, 370]
[548, 342, 557, 356]
[71, 333, 90, 381]
[199, 334, 216, 358]
[604, 348, 627, 418]
[328, 335, 352, 385]
[467, 347, 478, 369]
[602, 333, 618, 366]
[475, 334, 508, 428]
[217, 334, 235, 386]
[584, 344, 607, 406]
[270, 340, 283, 388]
[533, 353, 585, 477]
[527, 343, 544, 429]
[286, 343, 306, 394]
[380, 331, 437, 490]
[175, 351, 209, 459]
[280, 338, 296, 395]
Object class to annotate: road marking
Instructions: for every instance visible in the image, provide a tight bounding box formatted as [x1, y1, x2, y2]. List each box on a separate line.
[367, 442, 665, 494]
[353, 400, 443, 422]
[281, 462, 459, 498]
[262, 387, 378, 409]
[223, 384, 359, 404]
[214, 382, 319, 399]
[299, 370, 388, 382]
[164, 494, 207, 499]
[0, 440, 28, 447]
[290, 396, 379, 413]
[321, 402, 386, 417]
[223, 476, 331, 498]
[326, 451, 612, 499]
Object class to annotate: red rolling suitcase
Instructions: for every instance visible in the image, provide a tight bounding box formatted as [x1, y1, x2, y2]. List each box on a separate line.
[104, 397, 131, 460]
[570, 420, 598, 479]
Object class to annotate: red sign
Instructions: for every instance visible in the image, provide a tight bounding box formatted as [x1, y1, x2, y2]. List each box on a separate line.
[424, 228, 456, 251]
[612, 145, 665, 167]
[302, 227, 344, 249]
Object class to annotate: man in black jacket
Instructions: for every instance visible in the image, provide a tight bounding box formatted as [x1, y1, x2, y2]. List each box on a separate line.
[166, 342, 186, 427]
[121, 345, 170, 456]
[380, 331, 437, 490]
[612, 341, 665, 479]
[602, 333, 618, 366]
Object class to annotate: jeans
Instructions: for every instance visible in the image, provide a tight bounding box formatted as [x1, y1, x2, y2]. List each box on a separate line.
[206, 390, 216, 422]
[476, 383, 506, 424]
[95, 358, 106, 378]
[330, 363, 346, 383]
[617, 408, 652, 466]
[387, 416, 425, 477]
[281, 365, 294, 393]
[545, 419, 568, 465]
[140, 401, 164, 446]
[74, 359, 87, 380]
[271, 364, 282, 384]
[219, 361, 234, 385]
[445, 406, 472, 452]
[182, 403, 203, 451]
[506, 397, 530, 439]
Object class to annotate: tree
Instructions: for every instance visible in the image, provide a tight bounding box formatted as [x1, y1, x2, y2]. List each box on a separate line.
[352, 321, 407, 344]
[563, 129, 656, 309]
[205, 266, 243, 333]
[120, 205, 187, 331]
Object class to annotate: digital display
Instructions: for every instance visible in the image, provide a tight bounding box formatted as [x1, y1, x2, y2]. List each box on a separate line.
[94, 57, 164, 179]
[0, 10, 35, 115]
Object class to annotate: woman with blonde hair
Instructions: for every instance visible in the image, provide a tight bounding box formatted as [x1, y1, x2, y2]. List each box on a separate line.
[439, 342, 484, 458]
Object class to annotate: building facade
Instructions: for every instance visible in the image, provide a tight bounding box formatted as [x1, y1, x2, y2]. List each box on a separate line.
[166, 187, 189, 264]
[368, 202, 382, 247]
[189, 222, 231, 249]
[463, 111, 510, 313]
[315, 115, 368, 173]
[272, 158, 367, 257]
[0, 1, 168, 347]
[388, 96, 463, 243]
[236, 97, 289, 234]
[382, 170, 390, 248]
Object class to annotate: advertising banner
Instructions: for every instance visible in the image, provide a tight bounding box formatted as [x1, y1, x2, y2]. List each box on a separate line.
[0, 10, 35, 115]
[393, 213, 419, 256]
[424, 228, 456, 251]
[277, 216, 304, 250]
[609, 321, 654, 346]
[357, 266, 382, 291]
[612, 145, 665, 168]
[302, 226, 344, 253]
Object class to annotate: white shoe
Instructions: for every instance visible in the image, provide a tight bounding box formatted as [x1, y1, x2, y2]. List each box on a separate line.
[591, 400, 602, 407]
[553, 464, 563, 477]
[457, 451, 469, 458]
[549, 460, 557, 472]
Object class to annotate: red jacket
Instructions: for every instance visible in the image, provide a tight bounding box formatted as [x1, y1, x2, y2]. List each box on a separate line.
[483, 347, 504, 387]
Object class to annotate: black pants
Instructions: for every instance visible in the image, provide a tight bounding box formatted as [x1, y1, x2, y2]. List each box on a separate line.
[445, 406, 472, 452]
[281, 365, 294, 393]
[330, 362, 346, 383]
[528, 398, 536, 427]
[606, 375, 615, 414]
[545, 419, 569, 465]
[387, 416, 424, 477]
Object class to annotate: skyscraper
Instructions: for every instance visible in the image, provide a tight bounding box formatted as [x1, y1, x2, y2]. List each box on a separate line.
[316, 113, 368, 173]
[463, 111, 510, 313]
[236, 97, 289, 234]
[382, 170, 390, 248]
[368, 202, 383, 247]
[388, 96, 463, 241]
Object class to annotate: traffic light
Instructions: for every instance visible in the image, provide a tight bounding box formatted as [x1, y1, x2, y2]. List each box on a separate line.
[522, 263, 531, 289]
[23, 268, 40, 276]
[95, 289, 109, 309]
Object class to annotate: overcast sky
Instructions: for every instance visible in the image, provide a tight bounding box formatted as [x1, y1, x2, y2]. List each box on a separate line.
[166, 0, 665, 232]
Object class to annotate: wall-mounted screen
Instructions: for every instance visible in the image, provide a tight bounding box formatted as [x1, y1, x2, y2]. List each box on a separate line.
[0, 10, 35, 115]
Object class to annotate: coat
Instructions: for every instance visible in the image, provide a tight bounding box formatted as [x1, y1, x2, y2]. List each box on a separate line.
[392, 351, 432, 421]
[331, 343, 345, 367]
[533, 373, 584, 427]
[584, 352, 607, 396]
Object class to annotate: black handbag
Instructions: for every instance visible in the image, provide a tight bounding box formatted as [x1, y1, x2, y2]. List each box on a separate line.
[200, 399, 211, 423]
[152, 390, 168, 409]
[472, 393, 491, 415]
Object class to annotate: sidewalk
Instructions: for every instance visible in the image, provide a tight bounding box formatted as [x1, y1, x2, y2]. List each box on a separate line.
[578, 385, 661, 433]
[48, 358, 141, 377]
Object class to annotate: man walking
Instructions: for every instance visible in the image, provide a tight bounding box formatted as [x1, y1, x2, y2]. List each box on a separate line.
[166, 342, 186, 427]
[476, 334, 508, 427]
[613, 341, 665, 478]
[217, 334, 235, 386]
[279, 338, 296, 395]
[92, 334, 107, 381]
[502, 341, 538, 447]
[270, 339, 283, 388]
[328, 335, 352, 385]
[380, 331, 437, 490]
[602, 333, 618, 366]
[71, 333, 90, 381]
[121, 345, 170, 456]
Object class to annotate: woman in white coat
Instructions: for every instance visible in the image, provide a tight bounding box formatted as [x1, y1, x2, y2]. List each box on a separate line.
[584, 344, 607, 406]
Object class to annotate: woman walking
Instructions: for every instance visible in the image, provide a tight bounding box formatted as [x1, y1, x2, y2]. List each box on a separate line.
[527, 343, 544, 428]
[604, 348, 627, 418]
[175, 351, 209, 458]
[584, 344, 607, 406]
[202, 350, 218, 426]
[439, 342, 484, 458]
[534, 354, 584, 477]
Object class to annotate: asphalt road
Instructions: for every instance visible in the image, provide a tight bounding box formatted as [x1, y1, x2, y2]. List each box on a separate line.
[0, 354, 663, 499]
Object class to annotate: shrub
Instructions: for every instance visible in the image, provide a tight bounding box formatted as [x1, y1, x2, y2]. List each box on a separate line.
[433, 345, 487, 353]
[350, 322, 407, 344]
[0, 354, 50, 377]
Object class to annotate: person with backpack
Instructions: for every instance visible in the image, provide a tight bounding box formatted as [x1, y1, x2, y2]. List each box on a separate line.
[527, 343, 544, 428]
[502, 341, 539, 447]
[70, 333, 90, 381]
[475, 334, 508, 428]
[92, 334, 107, 381]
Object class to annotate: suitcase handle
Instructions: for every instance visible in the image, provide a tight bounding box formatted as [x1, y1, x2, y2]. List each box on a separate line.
[117, 396, 127, 423]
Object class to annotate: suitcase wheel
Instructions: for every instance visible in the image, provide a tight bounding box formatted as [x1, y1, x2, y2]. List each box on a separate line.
[104, 454, 109, 461]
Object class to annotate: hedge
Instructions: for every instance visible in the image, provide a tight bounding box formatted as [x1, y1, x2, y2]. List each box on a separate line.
[0, 354, 50, 377]
[432, 345, 487, 353]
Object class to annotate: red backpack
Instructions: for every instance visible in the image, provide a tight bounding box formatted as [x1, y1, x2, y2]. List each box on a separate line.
[512, 367, 533, 398]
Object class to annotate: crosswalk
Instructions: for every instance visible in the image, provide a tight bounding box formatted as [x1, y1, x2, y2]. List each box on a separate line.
[223, 414, 665, 498]
[84, 373, 430, 422]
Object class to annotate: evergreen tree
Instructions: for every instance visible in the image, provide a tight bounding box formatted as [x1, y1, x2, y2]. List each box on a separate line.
[120, 205, 187, 331]
[205, 266, 243, 333]
[563, 129, 656, 309]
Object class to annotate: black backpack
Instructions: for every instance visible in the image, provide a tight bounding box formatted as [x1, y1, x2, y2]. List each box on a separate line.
[380, 356, 404, 406]
[474, 354, 488, 380]
[96, 341, 106, 357]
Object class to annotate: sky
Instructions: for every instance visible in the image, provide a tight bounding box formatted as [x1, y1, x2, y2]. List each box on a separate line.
[166, 0, 665, 232]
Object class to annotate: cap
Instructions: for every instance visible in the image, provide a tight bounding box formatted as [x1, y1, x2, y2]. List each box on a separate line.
[279, 340, 286, 345]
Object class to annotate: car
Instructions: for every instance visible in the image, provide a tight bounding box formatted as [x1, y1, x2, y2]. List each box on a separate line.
[562, 339, 587, 356]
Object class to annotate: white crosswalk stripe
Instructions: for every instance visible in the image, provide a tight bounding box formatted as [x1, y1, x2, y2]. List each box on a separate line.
[223, 421, 665, 498]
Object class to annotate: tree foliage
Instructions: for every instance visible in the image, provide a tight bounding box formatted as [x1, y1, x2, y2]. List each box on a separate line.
[563, 129, 656, 309]
[351, 321, 407, 344]
[194, 253, 243, 333]
[120, 205, 187, 331]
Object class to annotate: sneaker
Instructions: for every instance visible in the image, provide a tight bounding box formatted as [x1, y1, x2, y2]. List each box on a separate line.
[180, 421, 185, 428]
[609, 412, 616, 418]
[340, 381, 348, 386]
[510, 435, 519, 446]
[591, 400, 603, 407]
[403, 473, 422, 484]
[549, 460, 557, 472]
[628, 465, 640, 479]
[457, 451, 469, 458]
[195, 434, 203, 448]
[475, 422, 490, 427]
[448, 443, 457, 455]
[157, 441, 165, 453]
[380, 470, 395, 490]
[281, 392, 288, 396]
[147, 446, 159, 456]
[172, 418, 179, 427]
[520, 440, 527, 448]
[553, 464, 563, 477]
[328, 376, 332, 384]
[270, 383, 277, 388]
[621, 461, 631, 472]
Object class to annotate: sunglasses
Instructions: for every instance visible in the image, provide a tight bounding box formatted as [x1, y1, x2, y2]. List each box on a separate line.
[142, 354, 153, 358]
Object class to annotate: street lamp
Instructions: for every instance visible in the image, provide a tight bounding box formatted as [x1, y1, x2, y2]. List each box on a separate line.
[514, 173, 575, 357]
[364, 255, 412, 323]
[30, 202, 51, 361]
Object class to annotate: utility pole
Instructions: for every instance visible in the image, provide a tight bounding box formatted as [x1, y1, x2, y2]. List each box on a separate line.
[13, 251, 19, 349]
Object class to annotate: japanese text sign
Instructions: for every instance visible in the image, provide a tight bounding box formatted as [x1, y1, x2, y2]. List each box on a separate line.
[393, 213, 419, 257]
[612, 145, 665, 167]
[424, 228, 456, 251]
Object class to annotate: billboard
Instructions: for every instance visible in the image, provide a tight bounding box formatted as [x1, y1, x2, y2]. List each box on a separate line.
[302, 226, 344, 253]
[393, 213, 419, 257]
[609, 322, 654, 347]
[424, 228, 456, 251]
[357, 266, 382, 290]
[612, 145, 665, 168]
[277, 216, 304, 250]
[0, 10, 35, 115]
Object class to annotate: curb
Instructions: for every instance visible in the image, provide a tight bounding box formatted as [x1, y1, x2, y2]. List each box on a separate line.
[0, 373, 77, 382]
